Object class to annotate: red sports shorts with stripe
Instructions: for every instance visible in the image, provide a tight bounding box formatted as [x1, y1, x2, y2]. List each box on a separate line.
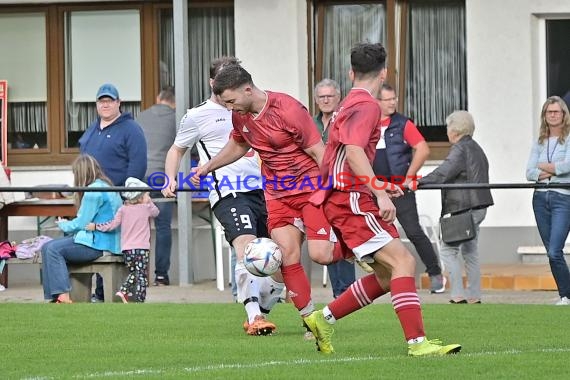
[266, 192, 333, 240]
[323, 190, 399, 260]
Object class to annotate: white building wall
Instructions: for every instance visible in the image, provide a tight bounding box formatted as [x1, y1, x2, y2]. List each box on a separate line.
[234, 0, 309, 106]
[415, 0, 570, 229]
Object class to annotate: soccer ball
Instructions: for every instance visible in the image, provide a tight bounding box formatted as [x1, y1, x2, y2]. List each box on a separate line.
[244, 238, 282, 277]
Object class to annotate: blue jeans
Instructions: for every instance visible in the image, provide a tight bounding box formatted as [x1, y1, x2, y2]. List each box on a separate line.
[41, 236, 103, 301]
[532, 191, 570, 298]
[153, 198, 173, 280]
[327, 260, 355, 298]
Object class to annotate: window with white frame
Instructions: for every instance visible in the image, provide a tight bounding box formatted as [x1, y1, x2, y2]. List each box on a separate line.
[0, 12, 47, 150]
[64, 9, 142, 148]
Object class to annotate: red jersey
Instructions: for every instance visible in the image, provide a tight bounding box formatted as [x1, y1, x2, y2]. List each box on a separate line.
[378, 117, 424, 148]
[231, 91, 322, 199]
[316, 88, 382, 201]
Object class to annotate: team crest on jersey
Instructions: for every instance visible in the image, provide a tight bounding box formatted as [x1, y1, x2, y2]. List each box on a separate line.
[243, 125, 250, 132]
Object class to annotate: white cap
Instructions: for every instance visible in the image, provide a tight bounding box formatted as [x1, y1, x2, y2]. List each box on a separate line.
[122, 177, 149, 200]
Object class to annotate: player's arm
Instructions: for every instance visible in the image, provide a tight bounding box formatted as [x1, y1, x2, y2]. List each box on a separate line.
[406, 141, 429, 189]
[345, 144, 401, 223]
[197, 138, 251, 176]
[404, 121, 430, 189]
[163, 144, 187, 197]
[304, 140, 326, 166]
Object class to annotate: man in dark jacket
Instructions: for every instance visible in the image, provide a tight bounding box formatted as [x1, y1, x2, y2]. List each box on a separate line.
[374, 84, 445, 293]
[79, 83, 147, 301]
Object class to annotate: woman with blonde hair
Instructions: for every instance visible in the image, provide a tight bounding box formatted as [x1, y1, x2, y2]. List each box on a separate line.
[41, 154, 122, 303]
[526, 96, 570, 306]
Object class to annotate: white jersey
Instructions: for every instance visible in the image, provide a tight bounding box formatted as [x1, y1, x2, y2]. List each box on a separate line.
[175, 99, 262, 207]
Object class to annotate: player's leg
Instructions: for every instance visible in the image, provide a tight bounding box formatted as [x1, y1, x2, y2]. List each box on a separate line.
[213, 192, 275, 335]
[271, 224, 312, 314]
[393, 191, 444, 292]
[266, 196, 316, 318]
[313, 191, 460, 355]
[254, 195, 286, 314]
[370, 239, 460, 356]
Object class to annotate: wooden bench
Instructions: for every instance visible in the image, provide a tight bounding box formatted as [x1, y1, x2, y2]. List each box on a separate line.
[517, 245, 570, 264]
[2, 254, 127, 303]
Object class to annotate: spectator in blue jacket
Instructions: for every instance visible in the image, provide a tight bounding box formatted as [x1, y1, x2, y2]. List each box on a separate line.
[41, 155, 122, 303]
[79, 83, 147, 186]
[79, 83, 147, 301]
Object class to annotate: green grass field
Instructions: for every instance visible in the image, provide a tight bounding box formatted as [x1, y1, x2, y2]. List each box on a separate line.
[3, 303, 568, 379]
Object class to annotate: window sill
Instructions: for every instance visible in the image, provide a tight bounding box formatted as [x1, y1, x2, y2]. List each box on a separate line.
[427, 141, 451, 161]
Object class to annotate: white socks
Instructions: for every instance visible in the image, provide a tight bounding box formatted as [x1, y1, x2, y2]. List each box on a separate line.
[322, 306, 336, 324]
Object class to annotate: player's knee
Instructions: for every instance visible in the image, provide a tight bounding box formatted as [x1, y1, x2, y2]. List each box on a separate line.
[308, 248, 331, 265]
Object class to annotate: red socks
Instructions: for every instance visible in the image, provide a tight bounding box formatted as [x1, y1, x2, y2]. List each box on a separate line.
[328, 274, 386, 319]
[280, 263, 312, 311]
[390, 277, 425, 341]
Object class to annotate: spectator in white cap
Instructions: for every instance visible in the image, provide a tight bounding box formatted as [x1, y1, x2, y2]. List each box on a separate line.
[87, 177, 159, 303]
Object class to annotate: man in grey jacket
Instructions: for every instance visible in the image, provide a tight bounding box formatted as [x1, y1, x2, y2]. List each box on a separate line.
[137, 87, 177, 285]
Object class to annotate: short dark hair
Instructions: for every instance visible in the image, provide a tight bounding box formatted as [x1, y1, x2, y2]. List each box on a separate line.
[158, 86, 175, 103]
[350, 42, 387, 80]
[381, 83, 395, 93]
[212, 64, 253, 95]
[209, 56, 241, 79]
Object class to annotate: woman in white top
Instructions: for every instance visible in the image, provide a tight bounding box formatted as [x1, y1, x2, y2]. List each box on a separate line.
[526, 96, 570, 306]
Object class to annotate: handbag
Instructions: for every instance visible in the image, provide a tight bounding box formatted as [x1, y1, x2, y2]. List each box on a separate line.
[439, 211, 476, 244]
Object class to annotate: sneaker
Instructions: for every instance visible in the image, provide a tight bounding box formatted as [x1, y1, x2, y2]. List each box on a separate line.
[408, 339, 462, 357]
[243, 315, 276, 336]
[303, 310, 334, 354]
[355, 260, 374, 273]
[153, 276, 170, 286]
[115, 291, 128, 304]
[90, 294, 104, 303]
[430, 274, 446, 294]
[555, 296, 570, 305]
[302, 320, 316, 341]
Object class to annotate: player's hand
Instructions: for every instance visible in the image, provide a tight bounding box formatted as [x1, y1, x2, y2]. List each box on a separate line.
[85, 223, 96, 231]
[191, 163, 210, 187]
[162, 178, 177, 198]
[403, 177, 418, 191]
[385, 183, 405, 198]
[376, 192, 397, 223]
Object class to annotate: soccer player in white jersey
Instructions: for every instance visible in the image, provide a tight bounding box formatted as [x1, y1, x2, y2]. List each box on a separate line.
[162, 57, 284, 335]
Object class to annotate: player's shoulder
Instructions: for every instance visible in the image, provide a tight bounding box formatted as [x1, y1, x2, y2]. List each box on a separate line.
[267, 91, 304, 107]
[184, 100, 228, 122]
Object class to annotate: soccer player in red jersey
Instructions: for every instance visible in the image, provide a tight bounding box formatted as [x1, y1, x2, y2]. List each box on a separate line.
[306, 42, 461, 357]
[194, 63, 340, 327]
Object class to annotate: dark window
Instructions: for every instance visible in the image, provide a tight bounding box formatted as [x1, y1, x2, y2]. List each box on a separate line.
[546, 19, 570, 99]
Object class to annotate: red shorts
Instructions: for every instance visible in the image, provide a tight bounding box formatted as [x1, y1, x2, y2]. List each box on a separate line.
[323, 191, 399, 260]
[266, 192, 332, 241]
